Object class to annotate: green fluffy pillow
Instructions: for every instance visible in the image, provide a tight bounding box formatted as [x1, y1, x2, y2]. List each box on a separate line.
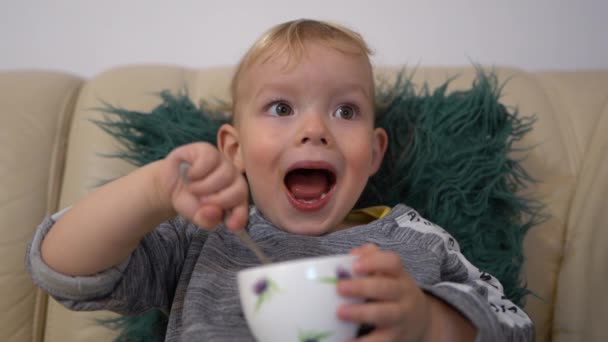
[95, 69, 542, 341]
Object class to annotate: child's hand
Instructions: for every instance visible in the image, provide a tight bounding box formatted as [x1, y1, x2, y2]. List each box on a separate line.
[162, 142, 249, 231]
[337, 243, 432, 342]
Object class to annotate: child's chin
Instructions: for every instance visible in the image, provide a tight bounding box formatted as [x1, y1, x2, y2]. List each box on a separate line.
[279, 220, 336, 236]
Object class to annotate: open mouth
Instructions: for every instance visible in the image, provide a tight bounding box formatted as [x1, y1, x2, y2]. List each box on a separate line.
[283, 165, 337, 211]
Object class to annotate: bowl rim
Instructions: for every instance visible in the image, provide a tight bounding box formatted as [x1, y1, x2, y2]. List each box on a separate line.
[237, 253, 356, 277]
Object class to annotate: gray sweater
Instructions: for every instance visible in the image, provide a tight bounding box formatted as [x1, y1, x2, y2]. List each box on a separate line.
[26, 204, 533, 341]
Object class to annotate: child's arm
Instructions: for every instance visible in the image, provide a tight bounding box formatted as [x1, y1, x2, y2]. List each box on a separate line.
[40, 142, 249, 276]
[337, 212, 534, 342]
[41, 160, 173, 276]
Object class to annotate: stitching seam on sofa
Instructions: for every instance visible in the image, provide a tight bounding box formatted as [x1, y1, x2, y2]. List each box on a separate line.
[33, 78, 84, 342]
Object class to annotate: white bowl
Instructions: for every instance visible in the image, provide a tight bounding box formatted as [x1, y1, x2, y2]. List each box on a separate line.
[237, 254, 363, 342]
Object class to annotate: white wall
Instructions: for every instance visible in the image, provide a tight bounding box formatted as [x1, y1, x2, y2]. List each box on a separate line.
[1, 0, 606, 77]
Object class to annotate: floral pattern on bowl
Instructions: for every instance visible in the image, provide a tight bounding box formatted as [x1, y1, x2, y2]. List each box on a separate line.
[319, 265, 352, 284]
[252, 277, 280, 312]
[298, 329, 333, 342]
[238, 255, 361, 341]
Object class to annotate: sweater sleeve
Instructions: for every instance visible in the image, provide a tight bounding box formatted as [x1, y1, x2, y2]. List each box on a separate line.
[25, 208, 202, 315]
[394, 208, 534, 342]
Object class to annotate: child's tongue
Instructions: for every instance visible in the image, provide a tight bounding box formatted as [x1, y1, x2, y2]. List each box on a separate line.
[285, 170, 329, 200]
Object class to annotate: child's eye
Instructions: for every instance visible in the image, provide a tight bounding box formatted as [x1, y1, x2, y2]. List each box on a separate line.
[333, 105, 358, 120]
[268, 102, 293, 116]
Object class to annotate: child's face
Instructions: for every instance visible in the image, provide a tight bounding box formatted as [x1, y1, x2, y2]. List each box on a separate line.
[220, 42, 387, 235]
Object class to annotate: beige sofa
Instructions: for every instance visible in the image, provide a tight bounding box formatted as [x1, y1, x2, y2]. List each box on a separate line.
[1, 65, 607, 342]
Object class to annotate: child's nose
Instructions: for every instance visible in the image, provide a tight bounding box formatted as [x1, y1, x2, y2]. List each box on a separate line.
[298, 114, 331, 146]
[301, 135, 328, 145]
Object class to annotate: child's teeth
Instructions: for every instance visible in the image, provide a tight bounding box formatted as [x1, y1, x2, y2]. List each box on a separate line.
[297, 191, 330, 204]
[299, 192, 328, 204]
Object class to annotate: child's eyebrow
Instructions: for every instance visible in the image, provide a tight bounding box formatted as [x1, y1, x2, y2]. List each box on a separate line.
[253, 82, 372, 100]
[252, 83, 298, 99]
[334, 83, 372, 100]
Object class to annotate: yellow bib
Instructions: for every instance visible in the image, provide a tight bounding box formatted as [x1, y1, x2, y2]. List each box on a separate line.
[345, 206, 392, 224]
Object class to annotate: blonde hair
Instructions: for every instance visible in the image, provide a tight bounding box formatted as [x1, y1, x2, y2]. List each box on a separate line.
[229, 19, 374, 118]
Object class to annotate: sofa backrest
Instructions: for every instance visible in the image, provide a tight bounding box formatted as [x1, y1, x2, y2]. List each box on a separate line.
[2, 66, 607, 342]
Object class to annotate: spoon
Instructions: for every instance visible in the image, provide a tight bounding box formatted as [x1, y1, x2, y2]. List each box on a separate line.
[179, 161, 272, 264]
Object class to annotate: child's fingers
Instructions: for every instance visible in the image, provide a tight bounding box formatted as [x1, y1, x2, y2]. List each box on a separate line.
[184, 153, 221, 182]
[337, 276, 403, 301]
[350, 243, 379, 256]
[169, 143, 220, 180]
[172, 188, 204, 221]
[354, 250, 404, 277]
[187, 160, 236, 196]
[198, 175, 248, 209]
[337, 301, 402, 328]
[193, 204, 224, 229]
[224, 202, 249, 231]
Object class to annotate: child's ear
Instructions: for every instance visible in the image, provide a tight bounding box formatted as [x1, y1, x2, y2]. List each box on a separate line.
[217, 123, 244, 172]
[370, 127, 388, 175]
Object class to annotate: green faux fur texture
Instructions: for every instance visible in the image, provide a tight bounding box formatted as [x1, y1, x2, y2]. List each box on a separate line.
[94, 69, 542, 341]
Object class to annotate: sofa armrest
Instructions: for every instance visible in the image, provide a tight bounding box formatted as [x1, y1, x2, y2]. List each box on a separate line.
[0, 71, 82, 342]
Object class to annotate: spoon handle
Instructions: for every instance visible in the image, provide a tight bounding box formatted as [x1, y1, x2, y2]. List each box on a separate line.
[233, 229, 272, 264]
